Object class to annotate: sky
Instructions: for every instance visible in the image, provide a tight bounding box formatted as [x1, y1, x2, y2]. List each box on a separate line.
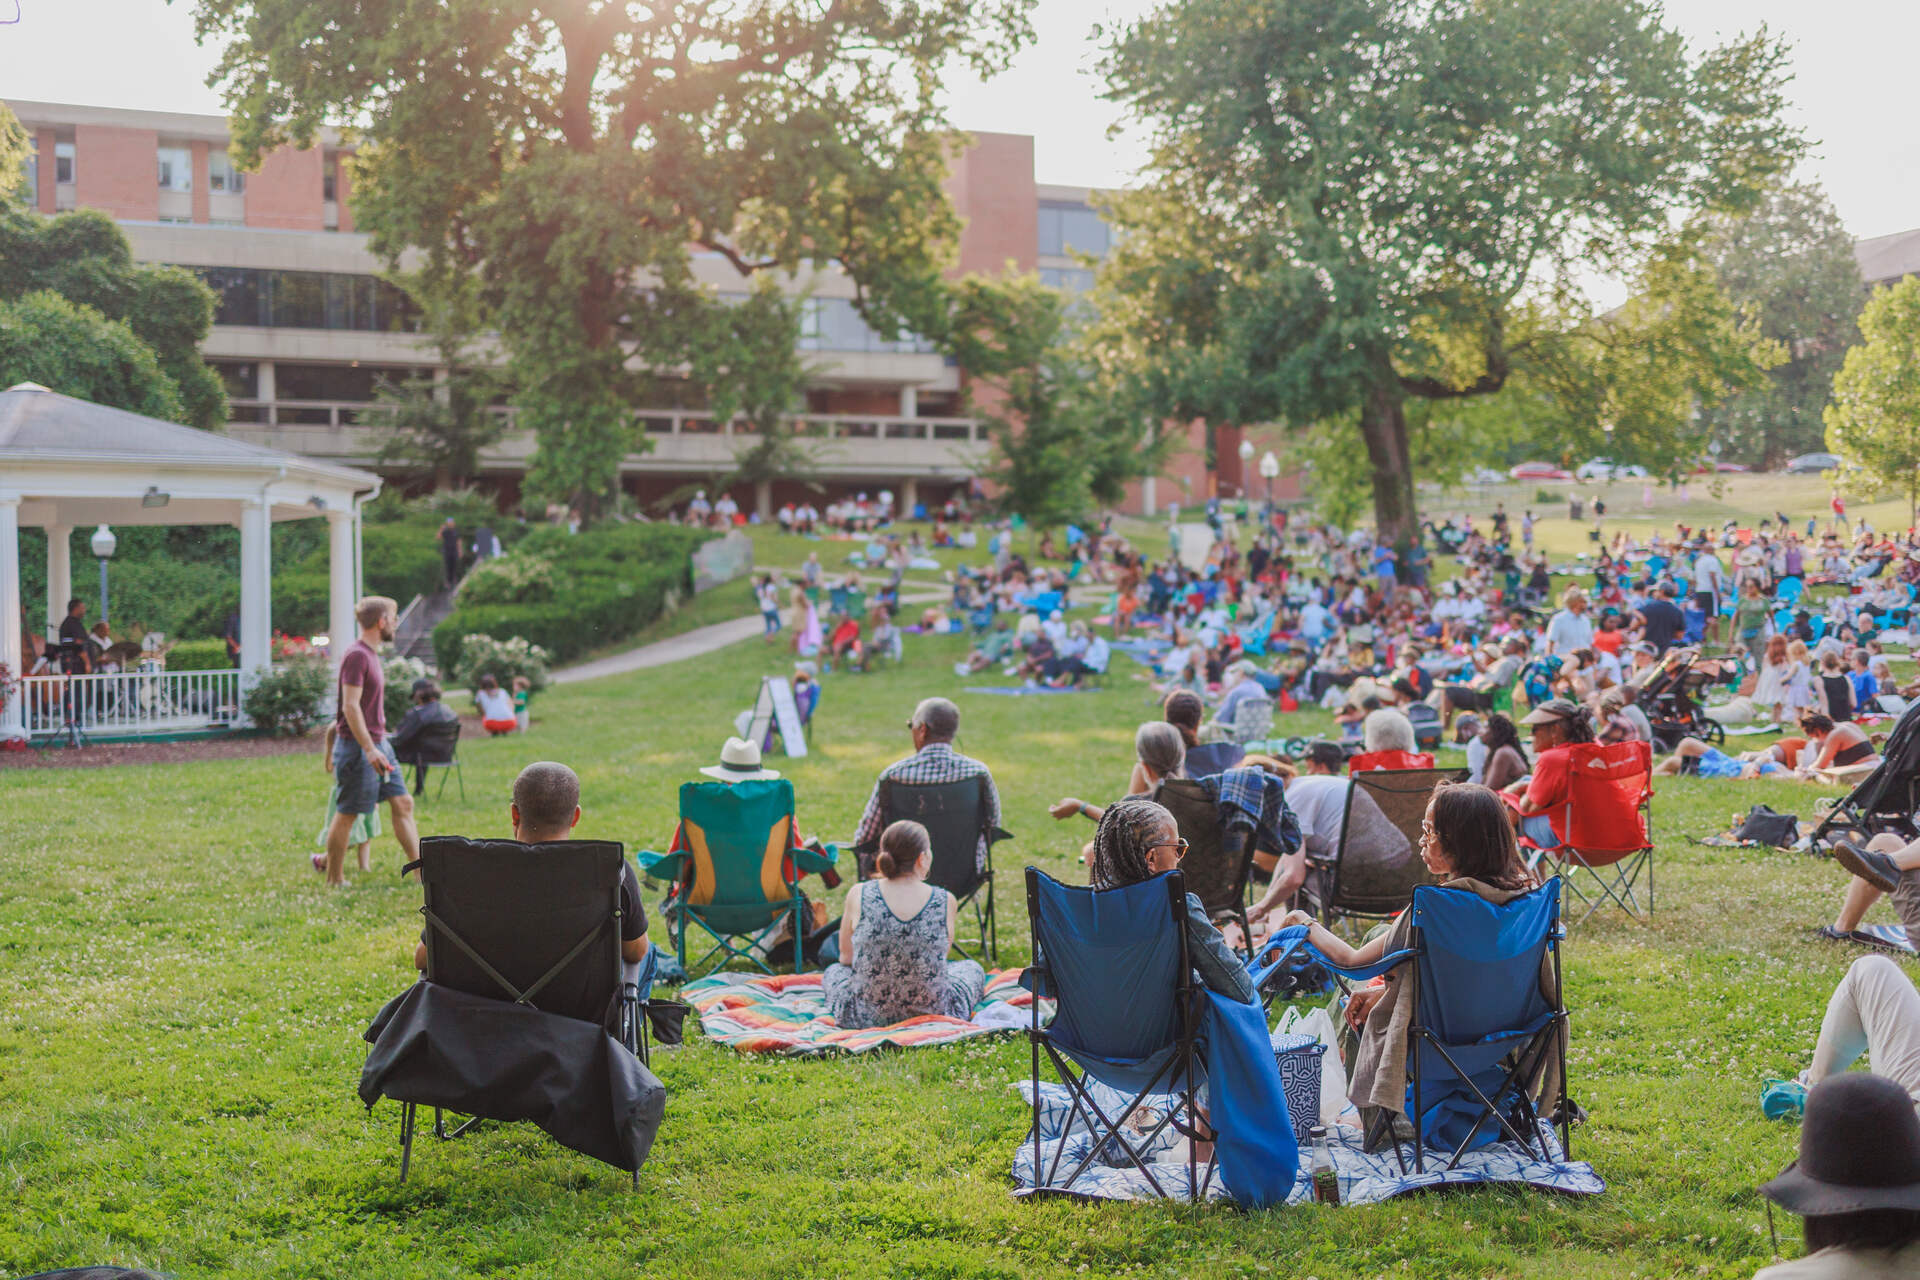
[4, 0, 1917, 240]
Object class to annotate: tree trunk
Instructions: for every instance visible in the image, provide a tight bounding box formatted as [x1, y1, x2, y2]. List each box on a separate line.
[1357, 378, 1418, 549]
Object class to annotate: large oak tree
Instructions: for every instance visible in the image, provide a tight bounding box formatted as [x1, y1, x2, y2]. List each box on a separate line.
[189, 0, 1032, 518]
[1096, 0, 1800, 543]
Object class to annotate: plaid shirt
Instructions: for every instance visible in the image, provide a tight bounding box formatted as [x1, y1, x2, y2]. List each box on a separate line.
[853, 741, 1001, 870]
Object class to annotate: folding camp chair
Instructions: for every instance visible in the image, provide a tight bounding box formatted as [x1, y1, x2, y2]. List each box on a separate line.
[1348, 749, 1437, 772]
[1154, 776, 1257, 953]
[1224, 697, 1275, 745]
[853, 775, 1007, 962]
[393, 837, 661, 1185]
[406, 717, 464, 800]
[637, 779, 838, 977]
[1022, 867, 1214, 1201]
[1523, 740, 1653, 927]
[1257, 878, 1570, 1174]
[1310, 767, 1467, 932]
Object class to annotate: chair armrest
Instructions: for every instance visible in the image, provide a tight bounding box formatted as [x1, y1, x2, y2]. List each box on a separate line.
[989, 825, 1014, 845]
[1247, 925, 1415, 987]
[635, 848, 690, 884]
[792, 841, 839, 875]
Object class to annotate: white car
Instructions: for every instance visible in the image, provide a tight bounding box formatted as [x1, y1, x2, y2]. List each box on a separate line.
[1575, 458, 1648, 481]
[1465, 467, 1508, 485]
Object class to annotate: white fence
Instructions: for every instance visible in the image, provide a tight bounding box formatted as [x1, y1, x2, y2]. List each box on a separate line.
[15, 667, 244, 739]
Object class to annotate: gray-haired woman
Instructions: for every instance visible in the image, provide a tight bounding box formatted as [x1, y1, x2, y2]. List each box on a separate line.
[1049, 720, 1186, 826]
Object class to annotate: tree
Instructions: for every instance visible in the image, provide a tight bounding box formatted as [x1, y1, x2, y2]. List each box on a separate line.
[1826, 277, 1920, 525]
[0, 107, 227, 428]
[1698, 182, 1864, 468]
[1097, 0, 1800, 544]
[192, 0, 1034, 522]
[0, 291, 189, 421]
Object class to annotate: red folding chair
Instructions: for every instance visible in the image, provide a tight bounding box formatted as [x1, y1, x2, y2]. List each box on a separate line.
[1523, 740, 1653, 927]
[1347, 749, 1436, 773]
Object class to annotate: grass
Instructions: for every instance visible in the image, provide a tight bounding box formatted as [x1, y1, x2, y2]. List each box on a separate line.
[2, 572, 1913, 1278]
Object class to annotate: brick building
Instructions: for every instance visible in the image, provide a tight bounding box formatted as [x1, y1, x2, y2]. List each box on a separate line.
[8, 99, 1285, 516]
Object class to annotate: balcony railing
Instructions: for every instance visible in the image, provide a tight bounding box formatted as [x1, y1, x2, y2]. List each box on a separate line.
[227, 399, 983, 442]
[16, 668, 243, 740]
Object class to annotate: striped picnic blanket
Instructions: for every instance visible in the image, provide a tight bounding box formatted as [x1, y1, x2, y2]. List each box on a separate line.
[682, 968, 1040, 1056]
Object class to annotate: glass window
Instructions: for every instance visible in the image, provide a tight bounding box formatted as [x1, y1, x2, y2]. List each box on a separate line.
[196, 266, 264, 326]
[208, 151, 245, 193]
[209, 361, 258, 400]
[157, 146, 192, 192]
[54, 141, 75, 185]
[1040, 267, 1097, 296]
[271, 271, 328, 329]
[276, 363, 411, 402]
[1038, 202, 1109, 259]
[20, 141, 36, 197]
[323, 166, 337, 203]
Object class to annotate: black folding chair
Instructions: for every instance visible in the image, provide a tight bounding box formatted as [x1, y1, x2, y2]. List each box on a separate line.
[397, 837, 656, 1186]
[855, 776, 1008, 962]
[1154, 776, 1257, 953]
[399, 717, 464, 800]
[1311, 767, 1467, 933]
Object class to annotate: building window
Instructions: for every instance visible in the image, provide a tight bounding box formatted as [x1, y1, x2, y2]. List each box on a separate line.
[322, 166, 336, 202]
[54, 141, 75, 185]
[208, 361, 259, 400]
[276, 363, 411, 402]
[157, 146, 192, 192]
[791, 295, 936, 354]
[157, 216, 193, 225]
[1037, 202, 1110, 259]
[20, 140, 37, 197]
[208, 151, 246, 194]
[180, 265, 422, 333]
[1039, 267, 1097, 296]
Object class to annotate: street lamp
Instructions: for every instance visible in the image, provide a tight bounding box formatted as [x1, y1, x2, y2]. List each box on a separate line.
[1259, 450, 1280, 513]
[90, 524, 116, 626]
[1236, 438, 1256, 500]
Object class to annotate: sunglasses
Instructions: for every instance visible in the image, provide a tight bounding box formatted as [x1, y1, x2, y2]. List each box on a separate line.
[1150, 838, 1190, 860]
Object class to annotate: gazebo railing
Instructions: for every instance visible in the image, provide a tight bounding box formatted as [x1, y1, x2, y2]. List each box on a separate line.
[15, 668, 243, 739]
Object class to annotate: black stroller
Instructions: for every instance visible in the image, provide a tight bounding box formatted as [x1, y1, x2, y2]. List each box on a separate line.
[1811, 700, 1920, 849]
[1637, 648, 1739, 751]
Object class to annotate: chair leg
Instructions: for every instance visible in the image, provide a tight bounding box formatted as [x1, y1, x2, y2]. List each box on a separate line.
[399, 1101, 416, 1183]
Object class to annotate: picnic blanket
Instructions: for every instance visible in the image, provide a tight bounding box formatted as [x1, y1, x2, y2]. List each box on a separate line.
[963, 684, 1092, 697]
[683, 968, 1042, 1055]
[1012, 1078, 1604, 1205]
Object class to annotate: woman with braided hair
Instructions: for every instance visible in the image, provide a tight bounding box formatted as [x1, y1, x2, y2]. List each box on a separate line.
[1088, 797, 1256, 1003]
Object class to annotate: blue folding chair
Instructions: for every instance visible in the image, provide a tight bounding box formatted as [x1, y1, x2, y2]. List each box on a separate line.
[1255, 878, 1570, 1174]
[1022, 867, 1212, 1201]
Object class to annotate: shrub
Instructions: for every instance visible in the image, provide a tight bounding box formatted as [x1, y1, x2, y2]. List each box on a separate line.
[457, 552, 561, 606]
[272, 569, 331, 636]
[383, 654, 432, 728]
[166, 638, 229, 671]
[242, 659, 331, 737]
[447, 634, 551, 695]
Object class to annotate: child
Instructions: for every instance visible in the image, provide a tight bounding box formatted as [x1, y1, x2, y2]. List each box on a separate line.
[312, 722, 379, 875]
[512, 675, 532, 733]
[475, 673, 517, 736]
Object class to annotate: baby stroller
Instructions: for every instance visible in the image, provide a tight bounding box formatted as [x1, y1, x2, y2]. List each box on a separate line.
[1811, 700, 1920, 849]
[1638, 648, 1734, 751]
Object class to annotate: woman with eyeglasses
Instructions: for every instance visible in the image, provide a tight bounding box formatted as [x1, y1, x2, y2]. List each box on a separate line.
[1276, 783, 1549, 1140]
[1087, 796, 1256, 1003]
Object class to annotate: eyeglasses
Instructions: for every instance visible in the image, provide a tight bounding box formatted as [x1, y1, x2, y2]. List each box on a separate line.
[1150, 838, 1190, 860]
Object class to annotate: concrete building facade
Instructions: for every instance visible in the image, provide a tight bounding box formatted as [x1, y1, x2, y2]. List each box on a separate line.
[7, 99, 1277, 517]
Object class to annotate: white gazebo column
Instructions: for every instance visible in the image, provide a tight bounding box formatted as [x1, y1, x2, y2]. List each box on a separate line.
[0, 493, 24, 743]
[238, 497, 273, 683]
[44, 523, 70, 638]
[327, 509, 355, 673]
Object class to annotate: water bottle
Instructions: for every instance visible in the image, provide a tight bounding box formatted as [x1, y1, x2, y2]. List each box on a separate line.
[1309, 1124, 1340, 1205]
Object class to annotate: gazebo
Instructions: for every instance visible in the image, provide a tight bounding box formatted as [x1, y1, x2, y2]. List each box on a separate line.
[0, 383, 382, 743]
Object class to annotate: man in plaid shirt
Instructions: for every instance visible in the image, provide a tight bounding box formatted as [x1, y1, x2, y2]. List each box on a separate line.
[852, 697, 1000, 874]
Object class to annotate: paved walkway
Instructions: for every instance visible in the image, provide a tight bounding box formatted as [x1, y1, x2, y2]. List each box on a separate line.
[550, 578, 953, 684]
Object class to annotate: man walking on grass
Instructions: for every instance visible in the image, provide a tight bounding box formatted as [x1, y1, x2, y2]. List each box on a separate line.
[318, 596, 419, 887]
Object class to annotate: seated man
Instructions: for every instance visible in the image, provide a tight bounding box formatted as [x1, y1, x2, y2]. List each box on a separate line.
[1206, 660, 1273, 735]
[1655, 734, 1805, 779]
[389, 678, 461, 796]
[851, 697, 1001, 879]
[1247, 741, 1414, 925]
[414, 761, 649, 975]
[1824, 832, 1920, 956]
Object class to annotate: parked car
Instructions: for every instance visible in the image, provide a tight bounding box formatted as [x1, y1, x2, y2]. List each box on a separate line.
[1575, 458, 1648, 480]
[1715, 462, 1750, 473]
[1510, 461, 1575, 482]
[1466, 466, 1508, 485]
[1786, 452, 1842, 474]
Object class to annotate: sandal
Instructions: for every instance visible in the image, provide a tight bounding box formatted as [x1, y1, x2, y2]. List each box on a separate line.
[1815, 924, 1849, 943]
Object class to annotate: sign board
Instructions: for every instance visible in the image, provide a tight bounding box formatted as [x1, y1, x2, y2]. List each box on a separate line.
[742, 676, 809, 759]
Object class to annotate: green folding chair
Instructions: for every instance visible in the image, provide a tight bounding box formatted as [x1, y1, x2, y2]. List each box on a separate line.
[637, 779, 838, 977]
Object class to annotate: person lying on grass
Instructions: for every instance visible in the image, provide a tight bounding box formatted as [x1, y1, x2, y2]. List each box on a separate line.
[413, 761, 649, 975]
[1275, 783, 1554, 1144]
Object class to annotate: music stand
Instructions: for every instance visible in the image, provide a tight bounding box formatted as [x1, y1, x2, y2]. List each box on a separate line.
[46, 641, 92, 749]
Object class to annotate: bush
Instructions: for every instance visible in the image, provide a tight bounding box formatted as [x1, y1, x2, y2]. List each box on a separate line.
[457, 552, 561, 606]
[383, 654, 432, 728]
[432, 523, 710, 669]
[242, 659, 331, 737]
[447, 634, 551, 695]
[272, 569, 331, 637]
[166, 638, 230, 671]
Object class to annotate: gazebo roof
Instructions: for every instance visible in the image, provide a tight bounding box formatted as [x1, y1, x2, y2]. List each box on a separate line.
[0, 384, 377, 489]
[0, 385, 381, 526]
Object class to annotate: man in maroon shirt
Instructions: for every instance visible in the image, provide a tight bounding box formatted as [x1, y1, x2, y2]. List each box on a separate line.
[319, 596, 418, 887]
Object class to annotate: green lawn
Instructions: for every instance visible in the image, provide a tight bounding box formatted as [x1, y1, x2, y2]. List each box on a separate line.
[0, 620, 1909, 1279]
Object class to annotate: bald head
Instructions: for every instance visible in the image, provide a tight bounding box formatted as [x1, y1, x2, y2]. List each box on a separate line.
[511, 761, 581, 842]
[910, 697, 960, 744]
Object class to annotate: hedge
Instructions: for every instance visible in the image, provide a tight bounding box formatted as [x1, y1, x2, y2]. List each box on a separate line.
[431, 524, 711, 671]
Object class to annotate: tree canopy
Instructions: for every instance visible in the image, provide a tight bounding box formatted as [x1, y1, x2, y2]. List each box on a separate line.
[192, 0, 1034, 521]
[1825, 277, 1920, 524]
[0, 106, 227, 428]
[1696, 182, 1864, 469]
[1096, 0, 1801, 542]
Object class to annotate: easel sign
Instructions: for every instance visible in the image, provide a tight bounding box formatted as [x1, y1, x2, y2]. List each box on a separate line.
[746, 676, 809, 758]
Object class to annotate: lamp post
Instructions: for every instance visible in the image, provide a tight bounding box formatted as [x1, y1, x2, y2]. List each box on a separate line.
[1236, 437, 1255, 498]
[90, 524, 117, 627]
[1259, 450, 1280, 516]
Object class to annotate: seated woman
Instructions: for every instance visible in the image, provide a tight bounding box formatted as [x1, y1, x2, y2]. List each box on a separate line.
[1276, 783, 1548, 1143]
[1164, 689, 1244, 777]
[474, 674, 518, 736]
[822, 819, 986, 1029]
[1797, 712, 1878, 779]
[1472, 713, 1530, 791]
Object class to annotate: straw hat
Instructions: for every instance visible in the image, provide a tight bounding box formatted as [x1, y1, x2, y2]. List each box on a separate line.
[700, 737, 782, 782]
